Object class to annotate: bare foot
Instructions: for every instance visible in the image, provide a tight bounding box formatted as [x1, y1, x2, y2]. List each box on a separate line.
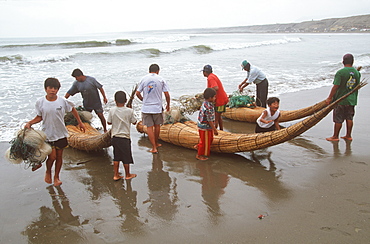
[53, 178, 62, 186]
[32, 163, 42, 172]
[113, 175, 124, 181]
[149, 149, 158, 154]
[193, 145, 198, 150]
[45, 172, 52, 184]
[326, 137, 339, 141]
[196, 155, 208, 161]
[341, 136, 353, 141]
[156, 143, 162, 148]
[126, 174, 137, 180]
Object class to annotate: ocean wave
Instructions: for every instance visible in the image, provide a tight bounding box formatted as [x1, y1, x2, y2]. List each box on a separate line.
[0, 54, 71, 64]
[0, 35, 191, 50]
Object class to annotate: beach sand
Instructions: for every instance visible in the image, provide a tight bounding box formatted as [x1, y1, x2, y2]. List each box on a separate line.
[1, 78, 369, 243]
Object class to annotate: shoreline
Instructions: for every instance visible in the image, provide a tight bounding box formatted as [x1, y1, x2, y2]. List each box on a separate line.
[1, 78, 369, 243]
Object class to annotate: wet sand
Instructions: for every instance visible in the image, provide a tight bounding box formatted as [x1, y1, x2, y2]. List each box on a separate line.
[1, 79, 369, 243]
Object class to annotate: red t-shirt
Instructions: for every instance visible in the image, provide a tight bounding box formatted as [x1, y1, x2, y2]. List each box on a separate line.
[207, 73, 229, 107]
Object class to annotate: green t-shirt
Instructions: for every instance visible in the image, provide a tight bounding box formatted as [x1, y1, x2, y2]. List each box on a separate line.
[333, 67, 361, 105]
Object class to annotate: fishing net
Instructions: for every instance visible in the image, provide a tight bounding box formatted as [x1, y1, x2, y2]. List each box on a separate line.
[227, 91, 256, 108]
[64, 107, 93, 126]
[5, 129, 52, 169]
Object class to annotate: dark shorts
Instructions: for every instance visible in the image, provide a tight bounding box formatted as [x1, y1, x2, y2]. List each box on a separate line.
[333, 105, 355, 123]
[111, 137, 134, 164]
[142, 113, 163, 127]
[84, 106, 104, 114]
[48, 137, 68, 149]
[215, 105, 226, 113]
[255, 124, 276, 133]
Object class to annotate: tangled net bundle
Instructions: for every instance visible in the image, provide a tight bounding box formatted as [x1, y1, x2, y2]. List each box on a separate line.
[227, 91, 257, 108]
[5, 129, 52, 169]
[64, 107, 93, 126]
[163, 93, 205, 124]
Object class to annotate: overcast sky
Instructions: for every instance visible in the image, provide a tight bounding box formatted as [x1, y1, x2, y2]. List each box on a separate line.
[0, 0, 369, 38]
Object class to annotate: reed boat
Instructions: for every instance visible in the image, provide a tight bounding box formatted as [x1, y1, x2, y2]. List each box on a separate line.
[66, 123, 111, 151]
[137, 82, 366, 153]
[222, 100, 327, 123]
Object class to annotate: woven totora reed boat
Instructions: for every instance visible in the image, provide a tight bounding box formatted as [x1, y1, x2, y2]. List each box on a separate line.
[136, 82, 366, 153]
[66, 123, 111, 151]
[222, 100, 327, 123]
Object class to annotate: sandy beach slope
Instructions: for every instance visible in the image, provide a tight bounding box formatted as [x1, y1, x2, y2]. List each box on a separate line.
[0, 76, 369, 243]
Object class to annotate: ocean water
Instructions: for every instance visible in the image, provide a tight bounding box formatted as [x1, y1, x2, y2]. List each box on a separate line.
[1, 30, 369, 141]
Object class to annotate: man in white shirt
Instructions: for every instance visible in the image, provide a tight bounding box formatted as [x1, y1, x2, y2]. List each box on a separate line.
[136, 64, 170, 153]
[238, 60, 269, 107]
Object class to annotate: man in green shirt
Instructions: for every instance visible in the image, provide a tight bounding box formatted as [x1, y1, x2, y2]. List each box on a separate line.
[326, 53, 361, 141]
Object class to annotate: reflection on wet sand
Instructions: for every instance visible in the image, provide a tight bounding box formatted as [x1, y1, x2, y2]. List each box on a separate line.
[330, 139, 352, 157]
[144, 153, 179, 221]
[196, 161, 229, 224]
[22, 186, 82, 243]
[139, 136, 291, 205]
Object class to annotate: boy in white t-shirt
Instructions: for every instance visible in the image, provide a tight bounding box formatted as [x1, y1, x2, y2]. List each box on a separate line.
[107, 91, 137, 181]
[25, 78, 85, 186]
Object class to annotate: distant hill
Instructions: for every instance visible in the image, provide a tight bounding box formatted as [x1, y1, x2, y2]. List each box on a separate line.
[200, 14, 370, 33]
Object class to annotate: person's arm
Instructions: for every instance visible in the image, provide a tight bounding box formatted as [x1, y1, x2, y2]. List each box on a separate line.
[238, 78, 249, 92]
[65, 93, 71, 99]
[164, 91, 171, 112]
[135, 91, 143, 101]
[259, 111, 271, 124]
[326, 85, 339, 105]
[25, 115, 42, 129]
[71, 107, 86, 132]
[98, 87, 108, 104]
[274, 114, 281, 130]
[208, 121, 218, 136]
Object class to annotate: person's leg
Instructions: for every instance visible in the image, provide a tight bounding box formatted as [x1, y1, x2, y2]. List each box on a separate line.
[96, 112, 107, 132]
[341, 119, 353, 140]
[45, 148, 56, 184]
[113, 161, 123, 181]
[257, 80, 268, 108]
[123, 164, 137, 179]
[146, 126, 158, 153]
[326, 123, 342, 141]
[53, 148, 64, 186]
[215, 112, 223, 130]
[154, 124, 162, 147]
[196, 130, 208, 160]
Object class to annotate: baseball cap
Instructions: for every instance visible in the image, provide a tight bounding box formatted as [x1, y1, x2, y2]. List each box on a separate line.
[241, 60, 249, 70]
[201, 65, 212, 73]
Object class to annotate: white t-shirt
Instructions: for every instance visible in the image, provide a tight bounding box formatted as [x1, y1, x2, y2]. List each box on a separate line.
[256, 107, 280, 128]
[137, 73, 169, 113]
[35, 96, 74, 142]
[107, 106, 137, 139]
[247, 65, 266, 84]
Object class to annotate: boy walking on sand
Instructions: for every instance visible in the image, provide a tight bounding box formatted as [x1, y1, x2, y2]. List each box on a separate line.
[195, 88, 218, 161]
[255, 97, 281, 133]
[25, 78, 86, 186]
[107, 91, 137, 181]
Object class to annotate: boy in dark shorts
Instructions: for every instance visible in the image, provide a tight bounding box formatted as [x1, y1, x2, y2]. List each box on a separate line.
[107, 91, 137, 181]
[255, 97, 281, 133]
[25, 78, 86, 186]
[326, 54, 361, 141]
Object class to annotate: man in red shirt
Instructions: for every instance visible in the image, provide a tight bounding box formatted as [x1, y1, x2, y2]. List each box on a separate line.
[202, 65, 229, 130]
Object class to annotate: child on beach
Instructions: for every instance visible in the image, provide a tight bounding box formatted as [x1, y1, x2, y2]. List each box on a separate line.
[255, 97, 281, 133]
[107, 91, 137, 181]
[195, 88, 218, 160]
[25, 78, 86, 186]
